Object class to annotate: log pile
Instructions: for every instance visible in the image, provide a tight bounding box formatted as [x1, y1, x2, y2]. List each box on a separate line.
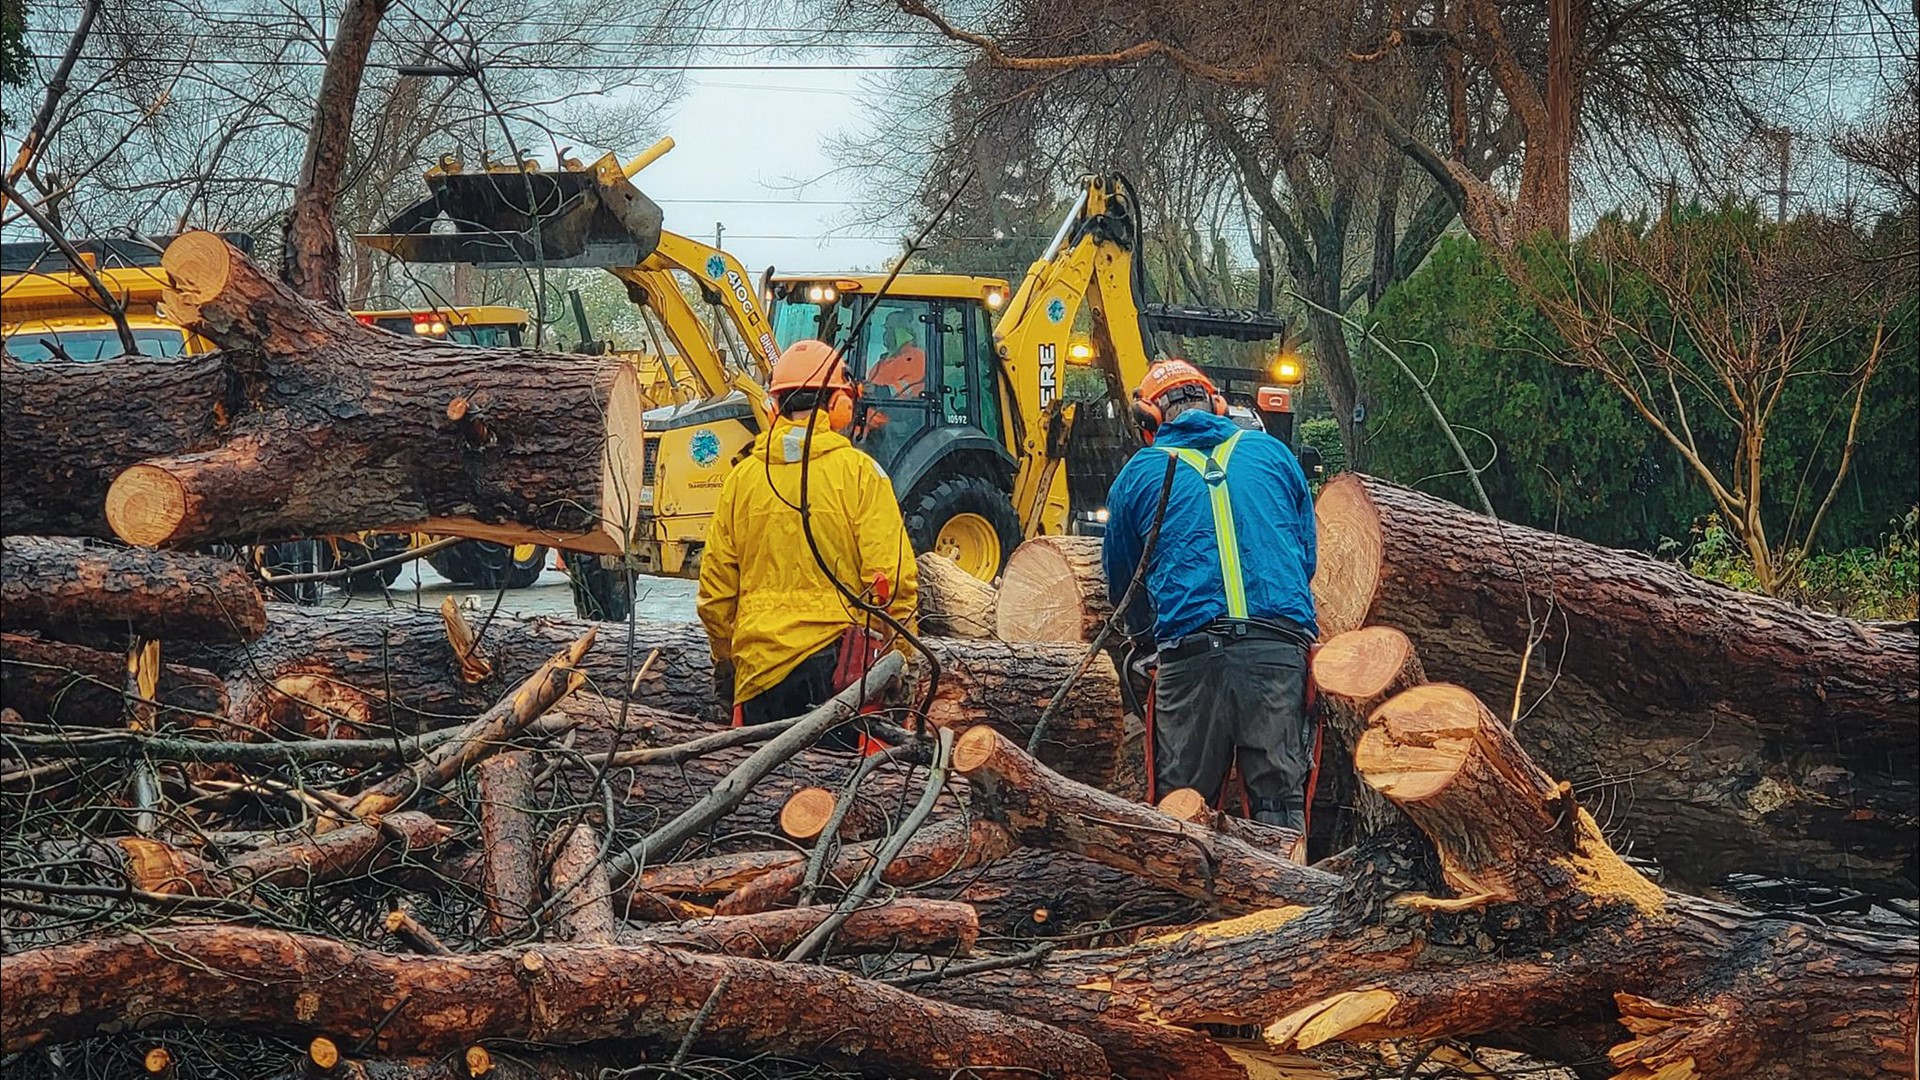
[2, 235, 1914, 1079]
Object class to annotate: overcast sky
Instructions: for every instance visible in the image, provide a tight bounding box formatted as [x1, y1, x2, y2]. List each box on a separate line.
[635, 62, 903, 276]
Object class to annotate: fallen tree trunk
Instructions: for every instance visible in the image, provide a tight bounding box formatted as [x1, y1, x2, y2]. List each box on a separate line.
[0, 928, 1110, 1079]
[195, 607, 1140, 791]
[104, 812, 449, 897]
[476, 751, 539, 939]
[95, 232, 645, 552]
[912, 636, 1135, 794]
[954, 725, 1340, 913]
[0, 355, 223, 539]
[930, 847, 1200, 942]
[187, 605, 719, 737]
[1, 536, 267, 645]
[626, 899, 978, 959]
[914, 552, 998, 638]
[1, 633, 228, 729]
[994, 535, 1111, 643]
[919, 683, 1918, 1080]
[717, 817, 1015, 916]
[1313, 473, 1920, 896]
[545, 823, 617, 943]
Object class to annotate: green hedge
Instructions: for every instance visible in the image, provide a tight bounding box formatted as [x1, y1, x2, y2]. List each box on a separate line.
[1359, 225, 1917, 552]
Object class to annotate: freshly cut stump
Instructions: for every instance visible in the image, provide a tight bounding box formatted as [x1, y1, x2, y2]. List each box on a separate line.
[1311, 626, 1426, 839]
[994, 536, 1111, 643]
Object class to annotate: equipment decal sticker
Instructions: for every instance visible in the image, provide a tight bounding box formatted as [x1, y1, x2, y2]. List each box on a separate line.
[690, 428, 722, 467]
[1046, 297, 1067, 324]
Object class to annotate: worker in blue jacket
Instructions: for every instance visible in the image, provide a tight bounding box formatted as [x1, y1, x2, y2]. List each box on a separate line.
[1102, 359, 1319, 829]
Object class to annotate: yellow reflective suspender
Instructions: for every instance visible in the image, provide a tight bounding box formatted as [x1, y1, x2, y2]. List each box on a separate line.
[1159, 430, 1248, 618]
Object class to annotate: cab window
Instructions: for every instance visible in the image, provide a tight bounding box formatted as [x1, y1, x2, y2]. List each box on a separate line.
[449, 324, 524, 347]
[1, 327, 187, 362]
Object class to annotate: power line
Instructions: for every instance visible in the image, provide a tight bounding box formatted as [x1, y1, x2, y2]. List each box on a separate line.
[22, 54, 971, 71]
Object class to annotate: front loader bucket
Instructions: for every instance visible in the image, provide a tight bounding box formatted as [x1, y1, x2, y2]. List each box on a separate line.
[357, 153, 663, 268]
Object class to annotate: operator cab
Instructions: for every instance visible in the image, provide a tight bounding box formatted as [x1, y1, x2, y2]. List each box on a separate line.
[767, 274, 1013, 475]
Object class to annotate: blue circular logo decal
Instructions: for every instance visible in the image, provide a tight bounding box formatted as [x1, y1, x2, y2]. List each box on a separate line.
[704, 254, 726, 280]
[1046, 297, 1067, 324]
[690, 428, 722, 467]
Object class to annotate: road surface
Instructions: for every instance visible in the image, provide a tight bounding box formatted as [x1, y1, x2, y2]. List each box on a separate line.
[322, 560, 700, 623]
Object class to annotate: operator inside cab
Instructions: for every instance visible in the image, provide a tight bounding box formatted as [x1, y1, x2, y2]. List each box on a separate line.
[866, 309, 927, 397]
[1102, 359, 1319, 830]
[697, 339, 919, 739]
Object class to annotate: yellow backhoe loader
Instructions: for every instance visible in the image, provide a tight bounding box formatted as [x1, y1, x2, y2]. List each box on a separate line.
[361, 146, 1309, 620]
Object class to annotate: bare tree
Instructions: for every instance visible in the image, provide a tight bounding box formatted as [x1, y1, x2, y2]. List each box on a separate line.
[1528, 206, 1911, 592]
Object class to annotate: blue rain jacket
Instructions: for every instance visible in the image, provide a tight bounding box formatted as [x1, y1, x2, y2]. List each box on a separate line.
[1101, 409, 1318, 643]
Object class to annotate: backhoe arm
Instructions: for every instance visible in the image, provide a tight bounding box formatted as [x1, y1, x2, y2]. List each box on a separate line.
[995, 177, 1155, 538]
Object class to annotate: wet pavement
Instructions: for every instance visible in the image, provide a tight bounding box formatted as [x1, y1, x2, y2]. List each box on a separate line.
[325, 562, 700, 623]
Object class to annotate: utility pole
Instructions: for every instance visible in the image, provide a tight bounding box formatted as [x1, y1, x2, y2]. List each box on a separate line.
[1759, 128, 1796, 222]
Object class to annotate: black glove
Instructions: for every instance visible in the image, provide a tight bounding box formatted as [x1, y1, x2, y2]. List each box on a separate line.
[711, 658, 735, 718]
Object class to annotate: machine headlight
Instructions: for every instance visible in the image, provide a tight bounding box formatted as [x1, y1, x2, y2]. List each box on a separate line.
[1094, 507, 1110, 522]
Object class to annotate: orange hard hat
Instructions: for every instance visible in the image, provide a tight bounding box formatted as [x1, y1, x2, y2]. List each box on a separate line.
[768, 339, 852, 394]
[1135, 357, 1216, 405]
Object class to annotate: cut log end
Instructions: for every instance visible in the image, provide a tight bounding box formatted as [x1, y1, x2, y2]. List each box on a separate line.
[160, 230, 238, 305]
[1312, 626, 1415, 700]
[465, 1045, 493, 1076]
[143, 1048, 172, 1074]
[1156, 787, 1211, 824]
[778, 787, 839, 841]
[1309, 474, 1384, 637]
[952, 725, 1003, 774]
[994, 535, 1109, 643]
[1353, 683, 1479, 802]
[307, 1036, 340, 1070]
[104, 466, 192, 548]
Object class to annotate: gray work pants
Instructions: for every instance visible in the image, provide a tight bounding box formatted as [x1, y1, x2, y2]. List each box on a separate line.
[1153, 635, 1312, 828]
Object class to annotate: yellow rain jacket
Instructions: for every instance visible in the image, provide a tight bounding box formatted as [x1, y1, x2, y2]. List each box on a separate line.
[697, 414, 919, 705]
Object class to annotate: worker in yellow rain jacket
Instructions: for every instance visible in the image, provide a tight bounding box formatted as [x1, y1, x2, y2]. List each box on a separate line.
[697, 339, 918, 729]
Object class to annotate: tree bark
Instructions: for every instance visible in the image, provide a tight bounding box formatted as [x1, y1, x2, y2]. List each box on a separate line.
[919, 684, 1917, 1080]
[341, 630, 593, 825]
[915, 552, 998, 638]
[625, 899, 978, 959]
[282, 0, 392, 308]
[716, 817, 1015, 916]
[1313, 473, 1920, 896]
[476, 751, 540, 939]
[0, 355, 222, 539]
[99, 233, 644, 552]
[994, 536, 1112, 643]
[0, 928, 1111, 1080]
[187, 605, 721, 738]
[954, 725, 1340, 913]
[1311, 626, 1426, 841]
[544, 823, 617, 944]
[104, 812, 449, 897]
[1156, 787, 1303, 859]
[1, 536, 266, 645]
[912, 636, 1136, 794]
[2, 633, 228, 729]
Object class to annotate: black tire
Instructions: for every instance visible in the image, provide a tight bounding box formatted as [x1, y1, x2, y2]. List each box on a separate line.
[321, 534, 410, 591]
[901, 472, 1022, 581]
[426, 541, 548, 590]
[564, 552, 634, 622]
